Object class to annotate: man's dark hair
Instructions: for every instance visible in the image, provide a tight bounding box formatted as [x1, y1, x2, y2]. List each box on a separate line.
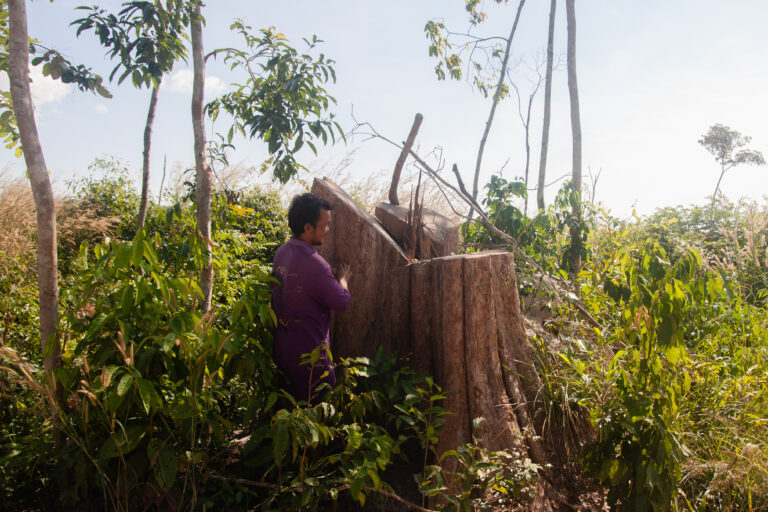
[288, 193, 332, 237]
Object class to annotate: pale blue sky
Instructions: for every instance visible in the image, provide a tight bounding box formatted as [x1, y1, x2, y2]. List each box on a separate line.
[4, 1, 768, 218]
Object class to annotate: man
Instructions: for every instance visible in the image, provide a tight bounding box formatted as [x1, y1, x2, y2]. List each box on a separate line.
[271, 193, 351, 403]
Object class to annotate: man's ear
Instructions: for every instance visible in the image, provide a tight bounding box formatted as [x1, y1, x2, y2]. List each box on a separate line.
[303, 222, 313, 234]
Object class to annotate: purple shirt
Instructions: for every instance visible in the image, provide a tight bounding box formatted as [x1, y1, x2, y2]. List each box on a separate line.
[271, 238, 350, 401]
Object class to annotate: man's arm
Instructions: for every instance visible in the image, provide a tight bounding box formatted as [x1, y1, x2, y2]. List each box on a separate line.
[312, 258, 351, 312]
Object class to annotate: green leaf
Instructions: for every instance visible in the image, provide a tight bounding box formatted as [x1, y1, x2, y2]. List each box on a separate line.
[101, 425, 146, 460]
[117, 373, 134, 396]
[82, 312, 109, 343]
[137, 378, 161, 414]
[148, 439, 178, 490]
[272, 422, 289, 467]
[350, 477, 364, 504]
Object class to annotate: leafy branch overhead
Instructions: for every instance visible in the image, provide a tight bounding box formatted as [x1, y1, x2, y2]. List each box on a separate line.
[424, 0, 517, 97]
[0, 4, 110, 156]
[72, 1, 191, 88]
[206, 21, 344, 183]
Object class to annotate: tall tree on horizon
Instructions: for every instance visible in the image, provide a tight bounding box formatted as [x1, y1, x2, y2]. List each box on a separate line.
[566, 0, 582, 277]
[536, 0, 556, 212]
[698, 123, 765, 208]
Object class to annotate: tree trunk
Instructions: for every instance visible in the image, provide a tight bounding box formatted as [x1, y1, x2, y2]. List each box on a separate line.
[137, 79, 161, 231]
[711, 165, 728, 208]
[190, 3, 212, 312]
[311, 177, 547, 466]
[566, 0, 582, 277]
[470, 0, 526, 217]
[8, 0, 59, 372]
[522, 92, 533, 216]
[537, 0, 556, 212]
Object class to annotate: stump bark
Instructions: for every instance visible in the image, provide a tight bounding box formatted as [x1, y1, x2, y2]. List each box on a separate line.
[375, 202, 459, 259]
[312, 177, 546, 465]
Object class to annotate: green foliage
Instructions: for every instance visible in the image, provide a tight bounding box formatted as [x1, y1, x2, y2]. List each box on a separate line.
[420, 418, 540, 512]
[467, 171, 768, 510]
[0, 3, 110, 157]
[30, 44, 112, 98]
[558, 202, 768, 511]
[72, 1, 190, 88]
[424, 0, 515, 96]
[233, 348, 449, 510]
[579, 243, 709, 511]
[49, 231, 277, 507]
[206, 21, 344, 183]
[699, 124, 765, 174]
[463, 178, 595, 275]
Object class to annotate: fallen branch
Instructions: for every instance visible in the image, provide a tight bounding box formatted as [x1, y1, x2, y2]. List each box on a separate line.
[208, 474, 436, 512]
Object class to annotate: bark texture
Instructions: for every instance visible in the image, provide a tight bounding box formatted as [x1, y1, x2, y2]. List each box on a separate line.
[566, 0, 583, 276]
[311, 178, 545, 463]
[537, 0, 556, 212]
[191, 4, 213, 312]
[8, 0, 59, 371]
[375, 203, 458, 259]
[137, 79, 161, 231]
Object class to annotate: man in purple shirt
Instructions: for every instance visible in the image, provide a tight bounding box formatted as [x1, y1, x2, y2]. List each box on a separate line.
[271, 193, 351, 403]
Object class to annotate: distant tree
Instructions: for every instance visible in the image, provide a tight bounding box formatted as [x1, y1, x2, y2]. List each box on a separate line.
[565, 0, 582, 278]
[536, 0, 556, 212]
[189, 0, 213, 312]
[698, 123, 765, 207]
[73, 1, 190, 230]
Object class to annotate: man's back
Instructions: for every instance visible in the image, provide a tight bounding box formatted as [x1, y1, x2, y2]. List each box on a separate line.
[271, 236, 350, 402]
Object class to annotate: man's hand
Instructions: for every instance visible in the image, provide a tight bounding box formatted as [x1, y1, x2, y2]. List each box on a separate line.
[337, 263, 351, 290]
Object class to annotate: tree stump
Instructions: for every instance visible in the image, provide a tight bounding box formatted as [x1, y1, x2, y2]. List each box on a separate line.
[375, 202, 459, 259]
[312, 177, 547, 468]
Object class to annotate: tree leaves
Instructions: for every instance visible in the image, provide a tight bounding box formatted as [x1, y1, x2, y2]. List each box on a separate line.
[205, 23, 342, 184]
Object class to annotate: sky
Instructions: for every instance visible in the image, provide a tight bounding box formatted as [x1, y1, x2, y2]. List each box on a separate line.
[3, 0, 768, 219]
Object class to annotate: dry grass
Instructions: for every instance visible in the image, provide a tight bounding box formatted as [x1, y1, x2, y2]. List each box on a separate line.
[0, 172, 120, 269]
[0, 174, 37, 264]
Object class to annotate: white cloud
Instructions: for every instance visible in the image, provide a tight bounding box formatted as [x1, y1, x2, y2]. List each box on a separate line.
[0, 66, 73, 110]
[166, 70, 227, 97]
[93, 103, 109, 114]
[29, 65, 72, 107]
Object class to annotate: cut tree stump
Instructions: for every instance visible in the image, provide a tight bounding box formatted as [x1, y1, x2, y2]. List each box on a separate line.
[313, 177, 545, 450]
[375, 202, 459, 259]
[312, 178, 551, 510]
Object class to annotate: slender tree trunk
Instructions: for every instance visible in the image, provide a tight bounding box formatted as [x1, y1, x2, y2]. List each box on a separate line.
[711, 164, 729, 208]
[137, 78, 161, 231]
[470, 0, 526, 218]
[566, 0, 582, 277]
[522, 92, 533, 216]
[537, 0, 556, 212]
[191, 3, 212, 312]
[8, 0, 59, 372]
